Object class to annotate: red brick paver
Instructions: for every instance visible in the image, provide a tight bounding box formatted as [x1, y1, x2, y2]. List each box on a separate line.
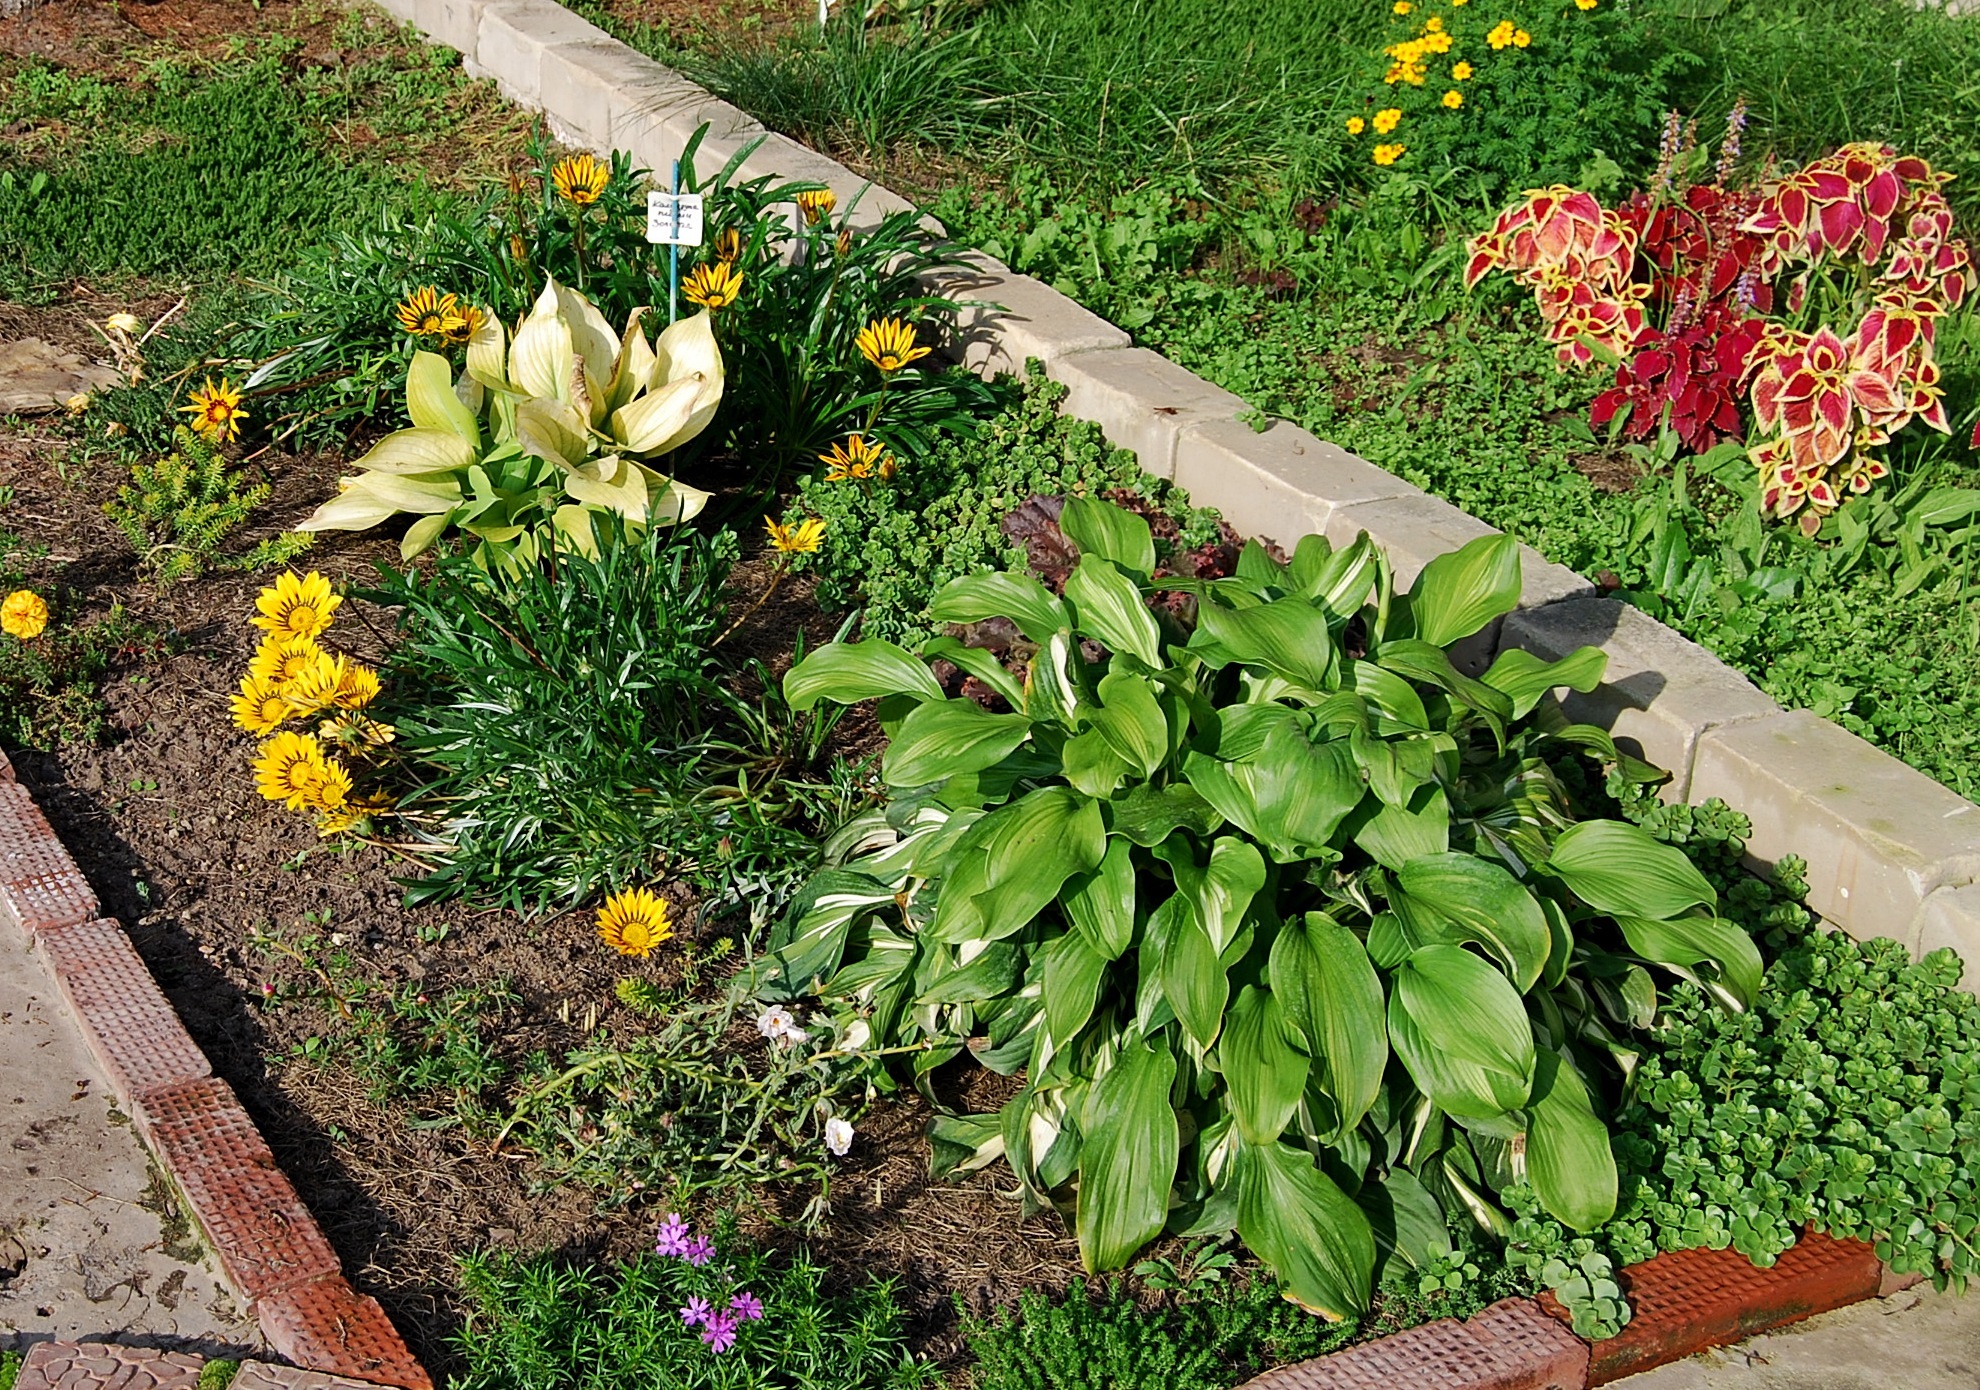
[0, 782, 97, 938]
[256, 1276, 435, 1390]
[1236, 1297, 1585, 1390]
[35, 917, 212, 1105]
[135, 1077, 343, 1303]
[14, 1342, 204, 1390]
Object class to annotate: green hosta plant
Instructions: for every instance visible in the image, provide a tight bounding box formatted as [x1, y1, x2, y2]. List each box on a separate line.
[759, 498, 1765, 1320]
[298, 277, 721, 570]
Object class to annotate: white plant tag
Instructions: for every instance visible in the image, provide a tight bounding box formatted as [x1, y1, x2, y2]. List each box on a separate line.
[646, 192, 706, 246]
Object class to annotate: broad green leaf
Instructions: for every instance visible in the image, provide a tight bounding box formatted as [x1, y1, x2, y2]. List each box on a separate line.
[1358, 1168, 1452, 1273]
[784, 640, 945, 710]
[1181, 725, 1363, 861]
[399, 510, 454, 560]
[1614, 914, 1764, 1009]
[1107, 783, 1224, 846]
[1062, 728, 1134, 797]
[1340, 660, 1430, 732]
[1375, 640, 1514, 723]
[916, 940, 1023, 1004]
[1547, 821, 1718, 919]
[1407, 534, 1520, 647]
[1172, 836, 1266, 957]
[1302, 534, 1381, 621]
[1526, 1049, 1618, 1231]
[1193, 594, 1335, 690]
[931, 787, 1106, 943]
[929, 1112, 1006, 1179]
[884, 699, 1034, 789]
[1388, 945, 1535, 1121]
[1235, 539, 1285, 589]
[1222, 987, 1308, 1145]
[1042, 930, 1109, 1046]
[1233, 1138, 1375, 1319]
[1066, 556, 1162, 666]
[1396, 853, 1552, 992]
[1482, 645, 1608, 719]
[1269, 912, 1388, 1138]
[1089, 671, 1169, 778]
[1157, 896, 1229, 1051]
[1061, 837, 1137, 960]
[1077, 1035, 1179, 1272]
[1062, 496, 1156, 576]
[929, 571, 1072, 644]
[406, 350, 480, 446]
[1354, 789, 1450, 872]
[920, 636, 1027, 710]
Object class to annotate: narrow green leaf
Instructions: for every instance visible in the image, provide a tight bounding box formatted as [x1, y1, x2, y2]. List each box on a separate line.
[1269, 912, 1388, 1138]
[1526, 1049, 1618, 1231]
[1481, 645, 1608, 719]
[1613, 914, 1764, 1009]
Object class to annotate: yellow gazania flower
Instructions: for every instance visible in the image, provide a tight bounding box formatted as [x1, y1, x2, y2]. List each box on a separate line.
[1513, 28, 1531, 46]
[551, 153, 610, 207]
[856, 317, 932, 374]
[1346, 116, 1367, 135]
[440, 303, 486, 347]
[1453, 61, 1474, 79]
[764, 515, 826, 555]
[333, 661, 382, 711]
[253, 571, 341, 641]
[820, 434, 890, 482]
[795, 188, 837, 226]
[249, 633, 323, 686]
[394, 286, 463, 339]
[320, 713, 397, 751]
[598, 886, 674, 957]
[316, 794, 391, 838]
[1373, 107, 1403, 135]
[253, 730, 331, 812]
[835, 228, 853, 258]
[231, 673, 294, 736]
[1373, 143, 1407, 166]
[1442, 90, 1464, 109]
[1, 589, 49, 641]
[714, 226, 742, 263]
[682, 261, 744, 311]
[282, 650, 349, 718]
[1392, 0, 1412, 11]
[180, 378, 247, 443]
[304, 755, 354, 813]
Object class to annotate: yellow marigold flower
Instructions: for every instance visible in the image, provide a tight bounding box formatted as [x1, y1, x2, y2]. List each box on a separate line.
[598, 886, 673, 957]
[180, 378, 247, 443]
[1442, 89, 1464, 108]
[714, 226, 742, 263]
[1346, 116, 1367, 134]
[683, 260, 744, 311]
[249, 634, 322, 686]
[796, 188, 837, 226]
[1424, 16, 1443, 30]
[232, 673, 294, 735]
[820, 434, 890, 482]
[252, 571, 341, 641]
[320, 714, 397, 751]
[394, 286, 463, 338]
[551, 153, 609, 207]
[254, 731, 331, 812]
[1, 589, 48, 641]
[334, 661, 382, 711]
[856, 317, 933, 374]
[1576, 0, 1597, 8]
[1392, 0, 1412, 11]
[1423, 30, 1452, 52]
[1373, 143, 1407, 166]
[1453, 61, 1474, 79]
[1513, 28, 1530, 45]
[1488, 19, 1516, 47]
[440, 303, 485, 347]
[283, 650, 348, 718]
[765, 515, 826, 555]
[1373, 108, 1403, 135]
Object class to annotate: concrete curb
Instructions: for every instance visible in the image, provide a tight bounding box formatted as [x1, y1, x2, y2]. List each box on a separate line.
[0, 771, 430, 1390]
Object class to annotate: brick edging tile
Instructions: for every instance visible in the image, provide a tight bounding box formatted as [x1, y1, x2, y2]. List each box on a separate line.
[16, 1343, 409, 1390]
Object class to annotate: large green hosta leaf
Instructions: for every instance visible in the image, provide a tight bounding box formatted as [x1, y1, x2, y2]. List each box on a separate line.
[1526, 1048, 1618, 1230]
[1269, 913, 1387, 1140]
[1406, 533, 1520, 647]
[1547, 821, 1718, 919]
[784, 640, 946, 709]
[930, 787, 1107, 943]
[1077, 1034, 1179, 1272]
[1388, 945, 1536, 1121]
[1222, 986, 1308, 1145]
[883, 699, 1034, 789]
[1395, 853, 1552, 992]
[1232, 1137, 1375, 1320]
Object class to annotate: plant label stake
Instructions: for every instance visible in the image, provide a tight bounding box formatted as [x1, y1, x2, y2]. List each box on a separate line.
[646, 162, 704, 324]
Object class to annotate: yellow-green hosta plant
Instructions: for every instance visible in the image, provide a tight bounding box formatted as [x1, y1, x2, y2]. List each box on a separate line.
[756, 499, 1767, 1320]
[299, 278, 722, 570]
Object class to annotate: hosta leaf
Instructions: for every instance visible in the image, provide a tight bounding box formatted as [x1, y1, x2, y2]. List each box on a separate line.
[1089, 670, 1169, 778]
[1172, 836, 1266, 957]
[1181, 725, 1363, 861]
[1354, 788, 1451, 872]
[406, 350, 480, 446]
[1062, 727, 1134, 798]
[1388, 945, 1535, 1121]
[1061, 836, 1137, 960]
[1077, 1034, 1179, 1272]
[930, 787, 1106, 943]
[1041, 930, 1109, 1047]
[352, 427, 478, 476]
[1062, 495, 1156, 576]
[1482, 645, 1608, 720]
[1407, 533, 1520, 647]
[1269, 912, 1387, 1139]
[1222, 986, 1309, 1145]
[1526, 1049, 1618, 1231]
[884, 699, 1034, 789]
[1193, 594, 1336, 690]
[1613, 914, 1764, 1009]
[1107, 783, 1224, 846]
[1395, 853, 1552, 992]
[921, 636, 1027, 710]
[784, 640, 946, 709]
[916, 939, 1024, 1004]
[1232, 1138, 1375, 1320]
[1157, 895, 1229, 1051]
[1066, 556, 1162, 666]
[1547, 821, 1718, 919]
[929, 571, 1071, 645]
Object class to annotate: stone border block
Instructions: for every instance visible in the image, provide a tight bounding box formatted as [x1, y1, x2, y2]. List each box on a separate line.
[1173, 417, 1415, 546]
[540, 38, 692, 150]
[1499, 598, 1780, 801]
[1691, 711, 1980, 939]
[1915, 884, 1980, 990]
[372, 0, 484, 60]
[469, 0, 611, 107]
[1237, 1297, 1583, 1390]
[1046, 347, 1247, 480]
[922, 253, 1131, 377]
[733, 133, 920, 232]
[234, 1365, 391, 1390]
[255, 1277, 435, 1390]
[1321, 489, 1500, 591]
[0, 781, 98, 938]
[136, 1078, 344, 1305]
[14, 1342, 205, 1390]
[35, 917, 212, 1105]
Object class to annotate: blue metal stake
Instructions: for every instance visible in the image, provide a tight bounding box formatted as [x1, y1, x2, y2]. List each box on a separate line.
[669, 159, 681, 325]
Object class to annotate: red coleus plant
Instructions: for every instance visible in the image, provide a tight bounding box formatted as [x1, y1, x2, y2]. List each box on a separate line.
[1468, 109, 1972, 526]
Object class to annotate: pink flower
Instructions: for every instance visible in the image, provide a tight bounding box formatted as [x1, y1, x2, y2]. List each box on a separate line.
[700, 1310, 739, 1353]
[679, 1297, 711, 1328]
[655, 1213, 691, 1257]
[729, 1290, 764, 1321]
[684, 1235, 715, 1267]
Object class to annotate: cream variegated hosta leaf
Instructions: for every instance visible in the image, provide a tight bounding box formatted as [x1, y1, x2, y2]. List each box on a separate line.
[508, 279, 576, 402]
[611, 374, 704, 457]
[605, 307, 655, 416]
[406, 351, 480, 447]
[347, 428, 479, 475]
[647, 308, 725, 452]
[513, 398, 590, 469]
[561, 454, 650, 519]
[300, 471, 462, 531]
[635, 462, 713, 527]
[555, 278, 619, 425]
[466, 309, 508, 394]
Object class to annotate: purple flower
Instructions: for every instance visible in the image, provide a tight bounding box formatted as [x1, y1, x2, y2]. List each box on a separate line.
[679, 1296, 711, 1328]
[700, 1310, 739, 1353]
[655, 1213, 691, 1257]
[684, 1234, 715, 1267]
[729, 1290, 764, 1321]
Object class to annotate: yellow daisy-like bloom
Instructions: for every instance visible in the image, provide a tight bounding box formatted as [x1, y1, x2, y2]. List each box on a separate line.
[1442, 89, 1464, 108]
[316, 794, 391, 838]
[765, 515, 826, 555]
[820, 434, 889, 482]
[305, 755, 354, 813]
[1424, 15, 1442, 30]
[856, 317, 932, 374]
[682, 261, 744, 311]
[180, 378, 247, 443]
[282, 650, 349, 718]
[1, 589, 49, 641]
[795, 188, 837, 226]
[1453, 61, 1474, 79]
[1373, 107, 1403, 135]
[1346, 116, 1366, 134]
[1513, 27, 1531, 45]
[551, 153, 610, 207]
[252, 571, 341, 641]
[394, 286, 463, 339]
[253, 730, 331, 812]
[440, 303, 486, 347]
[598, 887, 674, 957]
[249, 633, 323, 687]
[1577, 0, 1597, 8]
[334, 661, 382, 711]
[1373, 143, 1407, 166]
[1488, 19, 1516, 47]
[1392, 0, 1411, 11]
[320, 713, 397, 751]
[714, 226, 742, 263]
[231, 673, 294, 735]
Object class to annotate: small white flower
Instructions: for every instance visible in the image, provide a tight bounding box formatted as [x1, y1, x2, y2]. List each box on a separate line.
[824, 1116, 855, 1156]
[106, 312, 142, 335]
[756, 1004, 797, 1042]
[841, 1019, 871, 1050]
